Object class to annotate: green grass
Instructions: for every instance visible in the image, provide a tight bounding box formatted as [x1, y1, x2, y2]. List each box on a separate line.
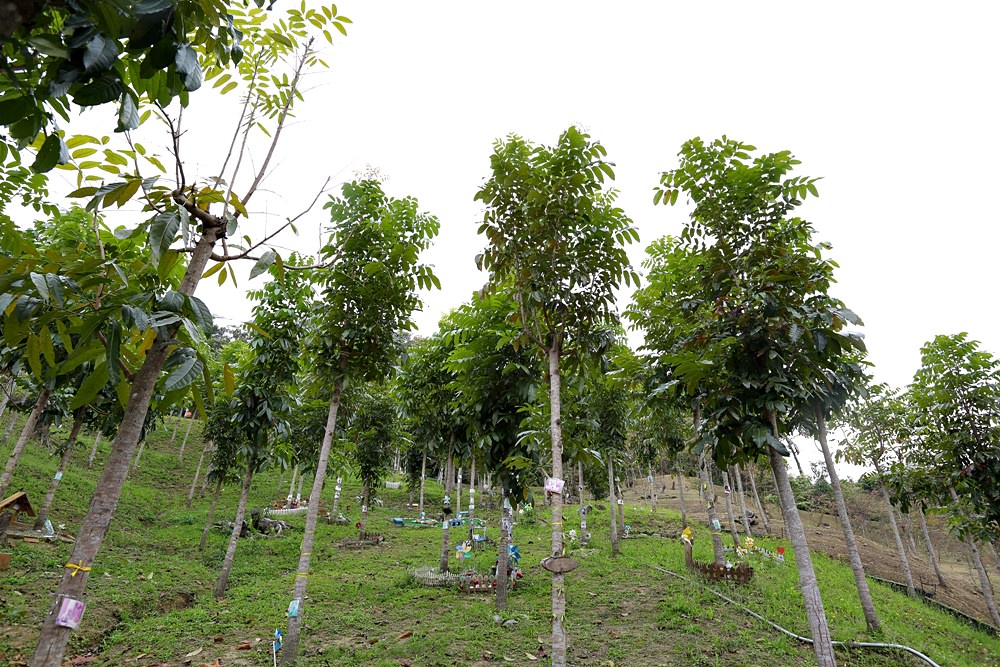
[2, 415, 999, 666]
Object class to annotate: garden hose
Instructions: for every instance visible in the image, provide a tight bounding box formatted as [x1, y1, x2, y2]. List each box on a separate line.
[645, 563, 941, 667]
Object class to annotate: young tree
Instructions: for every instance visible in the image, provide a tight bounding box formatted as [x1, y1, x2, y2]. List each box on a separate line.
[475, 126, 639, 666]
[347, 383, 400, 540]
[14, 10, 348, 660]
[281, 179, 439, 664]
[653, 137, 867, 666]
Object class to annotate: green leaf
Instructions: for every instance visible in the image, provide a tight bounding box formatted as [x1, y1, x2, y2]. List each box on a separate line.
[32, 133, 64, 173]
[223, 363, 235, 395]
[186, 295, 213, 331]
[39, 325, 56, 367]
[149, 209, 181, 264]
[116, 91, 140, 132]
[26, 333, 42, 379]
[249, 249, 277, 279]
[106, 320, 121, 386]
[29, 272, 50, 301]
[0, 96, 34, 125]
[174, 44, 202, 91]
[70, 362, 110, 410]
[164, 355, 202, 392]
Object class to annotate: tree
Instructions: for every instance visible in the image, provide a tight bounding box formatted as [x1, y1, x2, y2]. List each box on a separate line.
[904, 333, 1000, 626]
[281, 179, 439, 664]
[444, 290, 539, 609]
[653, 137, 867, 666]
[346, 382, 400, 540]
[17, 8, 347, 662]
[839, 382, 918, 599]
[475, 126, 639, 666]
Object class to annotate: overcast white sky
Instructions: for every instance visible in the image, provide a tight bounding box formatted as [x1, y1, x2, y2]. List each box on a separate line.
[38, 2, 1000, 477]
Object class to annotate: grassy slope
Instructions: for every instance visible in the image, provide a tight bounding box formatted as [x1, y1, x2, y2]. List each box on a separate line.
[0, 416, 997, 666]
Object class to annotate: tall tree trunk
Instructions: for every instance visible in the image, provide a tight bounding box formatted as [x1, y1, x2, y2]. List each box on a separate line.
[214, 461, 254, 599]
[187, 444, 211, 508]
[721, 469, 742, 547]
[177, 415, 195, 464]
[29, 222, 222, 667]
[456, 466, 463, 514]
[0, 388, 51, 498]
[768, 443, 837, 667]
[880, 481, 916, 597]
[359, 484, 369, 540]
[746, 462, 771, 534]
[547, 345, 568, 667]
[281, 372, 346, 665]
[86, 431, 102, 469]
[168, 416, 180, 445]
[33, 414, 84, 530]
[296, 471, 306, 505]
[496, 489, 512, 610]
[815, 409, 880, 633]
[917, 503, 946, 588]
[286, 465, 298, 508]
[199, 478, 223, 551]
[578, 460, 588, 544]
[439, 444, 454, 574]
[418, 451, 426, 517]
[607, 455, 619, 556]
[948, 487, 1000, 626]
[676, 461, 687, 528]
[732, 464, 753, 537]
[0, 377, 11, 420]
[902, 510, 918, 555]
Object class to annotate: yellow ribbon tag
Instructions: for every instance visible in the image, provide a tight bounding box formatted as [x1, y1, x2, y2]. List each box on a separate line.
[65, 561, 91, 577]
[681, 526, 694, 544]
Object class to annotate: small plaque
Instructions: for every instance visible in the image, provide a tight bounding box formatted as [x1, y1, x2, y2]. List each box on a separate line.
[288, 598, 301, 617]
[541, 556, 579, 574]
[55, 597, 85, 629]
[544, 478, 565, 494]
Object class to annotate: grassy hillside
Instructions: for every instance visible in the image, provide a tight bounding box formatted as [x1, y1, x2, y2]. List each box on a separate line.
[2, 416, 999, 666]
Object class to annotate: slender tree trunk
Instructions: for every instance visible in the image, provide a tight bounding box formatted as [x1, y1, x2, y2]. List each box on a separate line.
[0, 388, 51, 498]
[177, 416, 195, 464]
[332, 476, 342, 517]
[188, 443, 210, 508]
[747, 462, 771, 534]
[721, 469, 742, 547]
[902, 510, 918, 556]
[130, 439, 146, 476]
[880, 481, 916, 597]
[768, 444, 837, 666]
[199, 478, 223, 551]
[29, 222, 221, 667]
[86, 432, 102, 469]
[917, 504, 946, 588]
[789, 440, 805, 477]
[286, 465, 298, 508]
[467, 457, 476, 543]
[456, 466, 463, 514]
[815, 409, 880, 633]
[274, 468, 285, 503]
[439, 444, 454, 574]
[281, 372, 346, 665]
[1, 411, 19, 448]
[496, 489, 512, 610]
[168, 416, 180, 445]
[418, 451, 426, 516]
[616, 478, 625, 535]
[578, 460, 588, 544]
[732, 464, 753, 537]
[33, 414, 84, 530]
[547, 345, 567, 667]
[948, 487, 1000, 626]
[296, 471, 306, 505]
[692, 404, 725, 565]
[676, 461, 687, 528]
[214, 462, 254, 599]
[648, 466, 657, 512]
[0, 378, 11, 420]
[607, 455, 619, 556]
[359, 484, 369, 540]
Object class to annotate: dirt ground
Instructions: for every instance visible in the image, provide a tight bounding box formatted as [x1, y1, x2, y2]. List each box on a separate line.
[622, 474, 1000, 630]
